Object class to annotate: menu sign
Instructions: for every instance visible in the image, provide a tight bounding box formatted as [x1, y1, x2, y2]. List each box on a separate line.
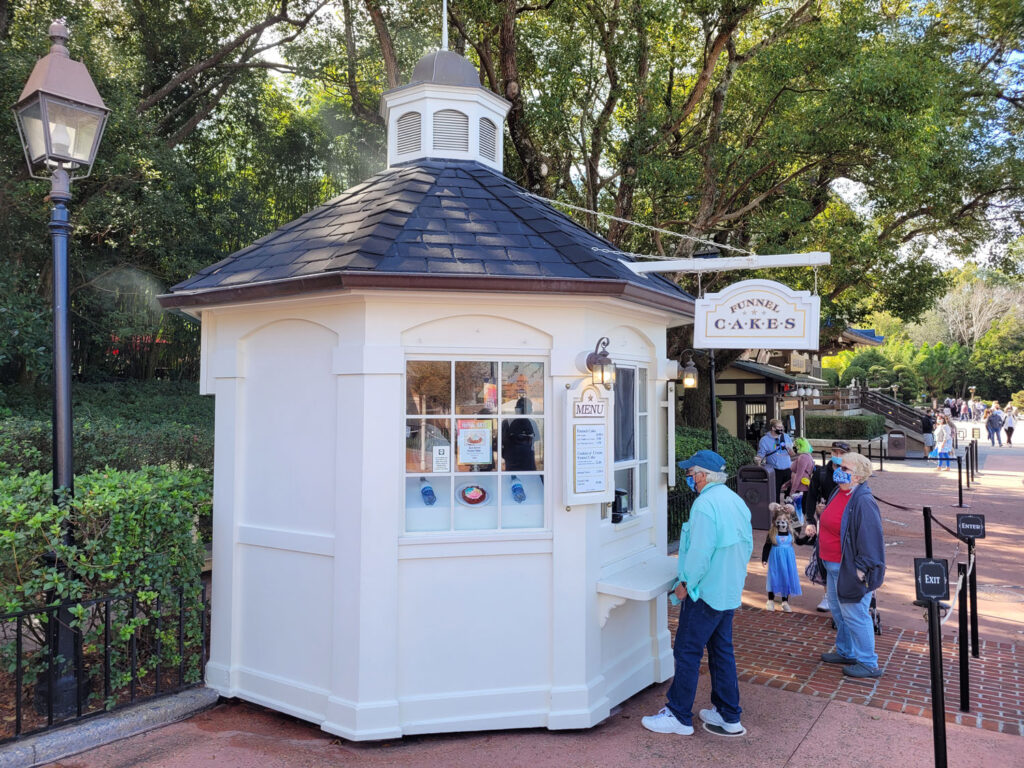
[573, 425, 606, 494]
[565, 384, 613, 506]
[457, 420, 492, 465]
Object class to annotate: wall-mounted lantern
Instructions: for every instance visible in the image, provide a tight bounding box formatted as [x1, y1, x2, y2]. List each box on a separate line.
[681, 356, 698, 389]
[586, 336, 614, 389]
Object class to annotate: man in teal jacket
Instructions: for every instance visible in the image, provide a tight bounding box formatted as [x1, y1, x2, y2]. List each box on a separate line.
[642, 450, 753, 737]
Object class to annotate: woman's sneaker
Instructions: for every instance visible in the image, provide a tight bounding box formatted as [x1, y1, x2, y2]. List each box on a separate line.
[641, 707, 694, 735]
[765, 599, 775, 611]
[699, 707, 746, 736]
[781, 600, 792, 612]
[816, 597, 830, 612]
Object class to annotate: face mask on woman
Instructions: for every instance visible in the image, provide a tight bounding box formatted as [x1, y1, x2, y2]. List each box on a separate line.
[830, 455, 844, 465]
[833, 469, 853, 484]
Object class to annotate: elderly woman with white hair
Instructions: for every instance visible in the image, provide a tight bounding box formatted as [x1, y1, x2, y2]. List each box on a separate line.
[812, 451, 886, 679]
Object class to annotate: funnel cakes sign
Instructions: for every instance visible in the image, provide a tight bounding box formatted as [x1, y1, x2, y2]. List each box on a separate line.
[693, 279, 820, 350]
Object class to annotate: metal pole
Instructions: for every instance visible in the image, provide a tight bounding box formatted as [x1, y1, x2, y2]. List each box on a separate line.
[879, 439, 884, 472]
[955, 455, 965, 508]
[965, 446, 971, 488]
[958, 562, 970, 713]
[36, 168, 78, 716]
[709, 351, 718, 454]
[923, 506, 933, 558]
[968, 539, 979, 658]
[927, 599, 948, 768]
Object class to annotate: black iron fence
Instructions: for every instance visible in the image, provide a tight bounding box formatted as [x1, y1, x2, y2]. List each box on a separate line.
[667, 475, 739, 541]
[0, 585, 208, 743]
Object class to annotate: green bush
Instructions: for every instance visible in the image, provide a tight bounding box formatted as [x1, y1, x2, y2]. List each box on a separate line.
[805, 413, 886, 439]
[674, 425, 755, 487]
[840, 365, 867, 387]
[822, 368, 840, 387]
[0, 466, 211, 708]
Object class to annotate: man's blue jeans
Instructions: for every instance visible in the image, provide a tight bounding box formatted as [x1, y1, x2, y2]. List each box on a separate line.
[666, 595, 741, 726]
[823, 560, 878, 668]
[988, 427, 1002, 447]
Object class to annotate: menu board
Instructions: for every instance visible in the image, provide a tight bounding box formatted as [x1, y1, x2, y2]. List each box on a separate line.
[457, 420, 492, 465]
[564, 384, 613, 506]
[573, 425, 606, 493]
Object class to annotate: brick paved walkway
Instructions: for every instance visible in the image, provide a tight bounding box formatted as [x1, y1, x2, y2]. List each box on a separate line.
[670, 604, 1024, 736]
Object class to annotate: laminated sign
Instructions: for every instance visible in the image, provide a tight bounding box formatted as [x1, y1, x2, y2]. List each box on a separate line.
[693, 279, 820, 350]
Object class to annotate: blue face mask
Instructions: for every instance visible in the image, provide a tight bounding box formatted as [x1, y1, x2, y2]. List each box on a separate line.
[830, 455, 843, 465]
[833, 469, 852, 484]
[685, 475, 697, 493]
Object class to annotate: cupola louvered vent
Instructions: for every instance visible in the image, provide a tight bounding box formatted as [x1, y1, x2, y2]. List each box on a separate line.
[396, 112, 421, 155]
[433, 109, 469, 151]
[479, 117, 497, 161]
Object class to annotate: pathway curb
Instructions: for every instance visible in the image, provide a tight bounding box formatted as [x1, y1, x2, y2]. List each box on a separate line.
[0, 686, 220, 768]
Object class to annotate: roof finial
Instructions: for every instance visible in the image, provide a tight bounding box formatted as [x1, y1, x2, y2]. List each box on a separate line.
[441, 0, 448, 51]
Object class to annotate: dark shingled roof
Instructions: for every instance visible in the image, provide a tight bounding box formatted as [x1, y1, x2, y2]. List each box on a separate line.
[162, 159, 692, 314]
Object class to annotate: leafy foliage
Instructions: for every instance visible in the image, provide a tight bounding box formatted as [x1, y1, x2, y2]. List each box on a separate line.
[805, 414, 885, 440]
[674, 425, 755, 488]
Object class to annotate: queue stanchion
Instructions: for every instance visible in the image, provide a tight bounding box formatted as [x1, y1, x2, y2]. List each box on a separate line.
[923, 506, 934, 558]
[958, 561, 970, 713]
[880, 439, 884, 471]
[914, 557, 950, 768]
[969, 537, 979, 658]
[954, 455, 966, 508]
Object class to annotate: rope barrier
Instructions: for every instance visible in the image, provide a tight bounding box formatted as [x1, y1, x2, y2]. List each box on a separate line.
[939, 554, 975, 626]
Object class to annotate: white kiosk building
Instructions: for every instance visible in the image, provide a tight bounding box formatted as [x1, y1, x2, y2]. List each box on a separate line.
[160, 49, 695, 740]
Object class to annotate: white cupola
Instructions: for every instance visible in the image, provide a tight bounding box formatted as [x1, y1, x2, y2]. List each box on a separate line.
[380, 50, 511, 172]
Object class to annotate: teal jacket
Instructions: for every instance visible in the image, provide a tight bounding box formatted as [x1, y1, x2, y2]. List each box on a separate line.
[677, 482, 754, 611]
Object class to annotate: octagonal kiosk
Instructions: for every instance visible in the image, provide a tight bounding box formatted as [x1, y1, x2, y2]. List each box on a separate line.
[159, 49, 694, 740]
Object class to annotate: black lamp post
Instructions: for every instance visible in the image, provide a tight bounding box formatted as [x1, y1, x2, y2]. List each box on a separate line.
[680, 348, 717, 453]
[13, 20, 108, 716]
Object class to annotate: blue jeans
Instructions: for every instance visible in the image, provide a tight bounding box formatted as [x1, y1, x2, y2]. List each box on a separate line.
[938, 450, 951, 468]
[988, 427, 1002, 447]
[666, 595, 741, 726]
[823, 560, 878, 668]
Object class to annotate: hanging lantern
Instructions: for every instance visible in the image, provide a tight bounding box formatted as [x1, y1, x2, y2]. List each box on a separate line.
[681, 356, 698, 389]
[585, 337, 614, 389]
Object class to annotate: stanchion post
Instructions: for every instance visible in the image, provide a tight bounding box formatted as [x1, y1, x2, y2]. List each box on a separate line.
[958, 562, 970, 713]
[965, 448, 971, 488]
[955, 455, 965, 508]
[879, 438, 884, 471]
[923, 506, 933, 558]
[926, 599, 949, 768]
[968, 538, 979, 658]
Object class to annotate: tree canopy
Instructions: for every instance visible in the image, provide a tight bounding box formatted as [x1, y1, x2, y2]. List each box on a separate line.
[0, 0, 1021, 384]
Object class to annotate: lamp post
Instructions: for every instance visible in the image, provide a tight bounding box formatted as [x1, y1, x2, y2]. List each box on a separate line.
[13, 20, 108, 716]
[680, 349, 717, 453]
[890, 383, 900, 401]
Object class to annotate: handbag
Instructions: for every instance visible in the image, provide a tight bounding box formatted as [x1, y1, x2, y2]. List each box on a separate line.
[805, 553, 826, 586]
[928, 447, 939, 458]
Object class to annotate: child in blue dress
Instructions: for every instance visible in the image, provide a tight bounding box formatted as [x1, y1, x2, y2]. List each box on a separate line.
[762, 501, 803, 612]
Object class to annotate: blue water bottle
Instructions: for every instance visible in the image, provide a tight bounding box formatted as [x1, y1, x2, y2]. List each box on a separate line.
[420, 477, 437, 506]
[510, 475, 526, 504]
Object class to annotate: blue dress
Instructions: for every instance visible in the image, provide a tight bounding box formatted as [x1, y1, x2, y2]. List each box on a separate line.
[766, 534, 802, 597]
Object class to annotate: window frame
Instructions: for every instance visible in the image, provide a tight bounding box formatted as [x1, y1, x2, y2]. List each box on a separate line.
[606, 362, 650, 524]
[403, 355, 549, 534]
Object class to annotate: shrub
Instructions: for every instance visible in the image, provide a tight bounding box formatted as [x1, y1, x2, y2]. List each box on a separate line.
[805, 414, 885, 440]
[1011, 390, 1024, 410]
[0, 466, 211, 711]
[840, 365, 867, 387]
[674, 425, 755, 487]
[821, 368, 840, 387]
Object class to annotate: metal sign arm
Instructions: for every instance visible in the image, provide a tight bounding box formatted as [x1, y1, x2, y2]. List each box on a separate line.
[623, 251, 831, 274]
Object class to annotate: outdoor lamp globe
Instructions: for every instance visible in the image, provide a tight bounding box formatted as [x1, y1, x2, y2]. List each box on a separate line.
[681, 357, 698, 389]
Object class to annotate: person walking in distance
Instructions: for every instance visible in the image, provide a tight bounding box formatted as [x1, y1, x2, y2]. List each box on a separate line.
[987, 403, 1005, 447]
[755, 419, 795, 500]
[1004, 407, 1016, 447]
[642, 450, 753, 737]
[933, 414, 953, 471]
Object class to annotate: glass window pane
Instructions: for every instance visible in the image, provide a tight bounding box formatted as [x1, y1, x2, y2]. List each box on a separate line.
[405, 476, 451, 532]
[639, 462, 649, 510]
[614, 366, 635, 461]
[455, 418, 497, 471]
[501, 474, 543, 528]
[455, 361, 498, 414]
[501, 362, 544, 414]
[454, 476, 499, 530]
[639, 415, 648, 461]
[639, 368, 648, 412]
[501, 417, 543, 472]
[405, 418, 452, 472]
[614, 467, 634, 515]
[407, 361, 451, 414]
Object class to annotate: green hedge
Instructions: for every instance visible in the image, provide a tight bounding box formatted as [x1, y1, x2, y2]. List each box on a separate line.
[805, 413, 885, 440]
[674, 425, 755, 488]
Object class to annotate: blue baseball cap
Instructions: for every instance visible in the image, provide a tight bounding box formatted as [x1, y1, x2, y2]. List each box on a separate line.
[678, 449, 727, 473]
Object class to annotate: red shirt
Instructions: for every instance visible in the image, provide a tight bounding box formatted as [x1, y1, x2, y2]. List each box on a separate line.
[819, 489, 853, 563]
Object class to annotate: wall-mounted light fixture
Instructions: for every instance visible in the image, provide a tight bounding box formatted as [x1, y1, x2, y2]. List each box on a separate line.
[681, 355, 699, 389]
[586, 336, 614, 389]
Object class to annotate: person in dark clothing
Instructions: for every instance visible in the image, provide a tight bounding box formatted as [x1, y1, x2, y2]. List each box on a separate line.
[502, 396, 539, 470]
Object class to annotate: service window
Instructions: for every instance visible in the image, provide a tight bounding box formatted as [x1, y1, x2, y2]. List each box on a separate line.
[405, 359, 545, 532]
[606, 364, 649, 521]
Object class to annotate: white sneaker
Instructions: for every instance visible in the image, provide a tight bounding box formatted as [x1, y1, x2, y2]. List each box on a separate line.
[816, 597, 830, 612]
[781, 601, 792, 612]
[641, 707, 694, 735]
[765, 599, 775, 611]
[699, 707, 746, 735]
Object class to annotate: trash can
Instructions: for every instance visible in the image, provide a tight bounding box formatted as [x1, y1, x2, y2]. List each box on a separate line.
[737, 464, 775, 530]
[888, 430, 906, 459]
